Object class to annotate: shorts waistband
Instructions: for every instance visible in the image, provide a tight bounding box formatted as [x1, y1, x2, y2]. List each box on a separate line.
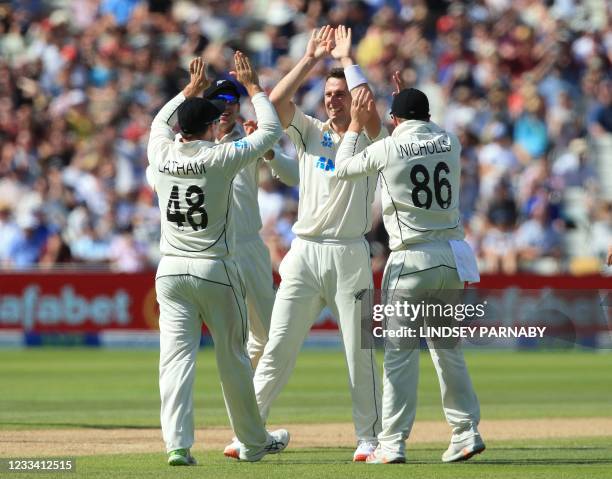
[235, 232, 263, 244]
[393, 240, 451, 251]
[296, 235, 366, 246]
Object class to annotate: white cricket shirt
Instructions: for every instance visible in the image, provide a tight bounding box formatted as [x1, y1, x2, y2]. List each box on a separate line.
[336, 120, 465, 250]
[285, 106, 387, 241]
[217, 122, 299, 240]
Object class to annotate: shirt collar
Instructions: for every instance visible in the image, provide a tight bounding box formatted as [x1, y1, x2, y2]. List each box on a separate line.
[174, 133, 216, 150]
[217, 122, 245, 144]
[391, 120, 441, 138]
[322, 119, 348, 140]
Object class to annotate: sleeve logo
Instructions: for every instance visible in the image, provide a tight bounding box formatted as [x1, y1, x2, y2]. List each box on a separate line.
[233, 139, 249, 149]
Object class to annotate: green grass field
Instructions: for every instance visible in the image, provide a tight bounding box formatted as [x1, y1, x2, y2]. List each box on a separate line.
[12, 438, 607, 479]
[1, 349, 611, 478]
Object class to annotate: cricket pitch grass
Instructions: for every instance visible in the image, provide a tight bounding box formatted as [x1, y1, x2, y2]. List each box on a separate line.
[1, 348, 610, 478]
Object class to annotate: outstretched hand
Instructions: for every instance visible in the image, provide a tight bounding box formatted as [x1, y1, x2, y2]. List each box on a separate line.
[392, 70, 406, 96]
[230, 51, 261, 96]
[350, 88, 375, 129]
[230, 50, 259, 87]
[183, 57, 211, 98]
[305, 25, 334, 60]
[331, 25, 352, 61]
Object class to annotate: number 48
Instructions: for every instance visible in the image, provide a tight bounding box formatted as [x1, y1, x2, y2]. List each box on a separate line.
[166, 185, 208, 230]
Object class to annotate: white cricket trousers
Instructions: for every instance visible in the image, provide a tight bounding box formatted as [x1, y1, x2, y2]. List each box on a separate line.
[156, 257, 268, 455]
[253, 236, 382, 442]
[379, 241, 481, 456]
[233, 235, 275, 368]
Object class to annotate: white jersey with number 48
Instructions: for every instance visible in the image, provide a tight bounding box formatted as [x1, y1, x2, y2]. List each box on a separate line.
[336, 120, 465, 250]
[146, 92, 281, 260]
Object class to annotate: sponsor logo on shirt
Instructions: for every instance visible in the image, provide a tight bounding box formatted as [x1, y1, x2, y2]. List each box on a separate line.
[315, 156, 335, 172]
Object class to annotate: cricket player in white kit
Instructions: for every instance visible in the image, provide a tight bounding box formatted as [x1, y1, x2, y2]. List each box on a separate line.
[147, 53, 289, 465]
[336, 87, 485, 464]
[225, 25, 385, 462]
[203, 79, 299, 368]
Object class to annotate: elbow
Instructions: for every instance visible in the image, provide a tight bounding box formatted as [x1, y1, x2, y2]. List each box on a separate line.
[146, 147, 155, 164]
[269, 90, 283, 107]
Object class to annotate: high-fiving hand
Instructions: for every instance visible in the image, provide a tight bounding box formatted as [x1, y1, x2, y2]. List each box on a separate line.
[305, 25, 334, 60]
[392, 70, 406, 96]
[230, 51, 262, 96]
[331, 25, 352, 61]
[230, 51, 259, 88]
[350, 88, 375, 129]
[243, 120, 258, 135]
[183, 57, 211, 98]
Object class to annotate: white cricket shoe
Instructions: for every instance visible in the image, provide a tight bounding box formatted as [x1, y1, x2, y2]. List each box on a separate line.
[353, 440, 378, 462]
[365, 445, 406, 464]
[442, 431, 485, 463]
[238, 429, 291, 462]
[223, 437, 240, 459]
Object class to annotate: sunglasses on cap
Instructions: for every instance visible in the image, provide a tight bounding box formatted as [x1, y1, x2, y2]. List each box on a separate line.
[214, 93, 239, 104]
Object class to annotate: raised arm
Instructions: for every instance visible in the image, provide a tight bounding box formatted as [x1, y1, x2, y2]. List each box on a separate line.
[244, 120, 299, 186]
[336, 89, 388, 179]
[147, 57, 211, 167]
[216, 51, 282, 177]
[269, 25, 334, 128]
[331, 25, 382, 139]
[265, 145, 299, 186]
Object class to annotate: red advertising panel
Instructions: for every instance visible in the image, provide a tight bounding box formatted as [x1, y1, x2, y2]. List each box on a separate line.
[0, 271, 609, 334]
[0, 272, 158, 332]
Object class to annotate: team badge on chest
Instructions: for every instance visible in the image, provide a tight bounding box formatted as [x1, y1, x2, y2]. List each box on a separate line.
[321, 131, 334, 148]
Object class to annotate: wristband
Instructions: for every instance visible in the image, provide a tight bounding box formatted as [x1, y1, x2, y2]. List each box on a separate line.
[344, 64, 368, 91]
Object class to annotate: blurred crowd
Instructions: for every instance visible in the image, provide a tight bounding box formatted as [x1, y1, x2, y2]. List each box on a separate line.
[0, 0, 610, 275]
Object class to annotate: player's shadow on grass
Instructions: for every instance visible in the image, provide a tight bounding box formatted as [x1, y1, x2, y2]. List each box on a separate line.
[495, 446, 609, 451]
[276, 448, 612, 467]
[409, 446, 610, 452]
[1, 422, 159, 429]
[466, 459, 612, 465]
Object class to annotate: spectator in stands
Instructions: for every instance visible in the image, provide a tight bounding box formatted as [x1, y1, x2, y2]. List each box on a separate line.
[0, 0, 609, 276]
[0, 203, 21, 268]
[590, 201, 612, 266]
[552, 138, 598, 189]
[39, 232, 72, 269]
[7, 213, 49, 269]
[516, 198, 562, 273]
[477, 122, 519, 201]
[481, 180, 519, 274]
[587, 80, 612, 136]
[108, 224, 148, 272]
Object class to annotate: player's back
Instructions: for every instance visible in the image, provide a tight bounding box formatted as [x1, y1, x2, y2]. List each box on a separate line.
[152, 139, 237, 260]
[380, 120, 465, 249]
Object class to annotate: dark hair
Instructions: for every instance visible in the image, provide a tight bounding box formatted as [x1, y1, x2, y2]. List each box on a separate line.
[391, 88, 430, 121]
[325, 68, 346, 81]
